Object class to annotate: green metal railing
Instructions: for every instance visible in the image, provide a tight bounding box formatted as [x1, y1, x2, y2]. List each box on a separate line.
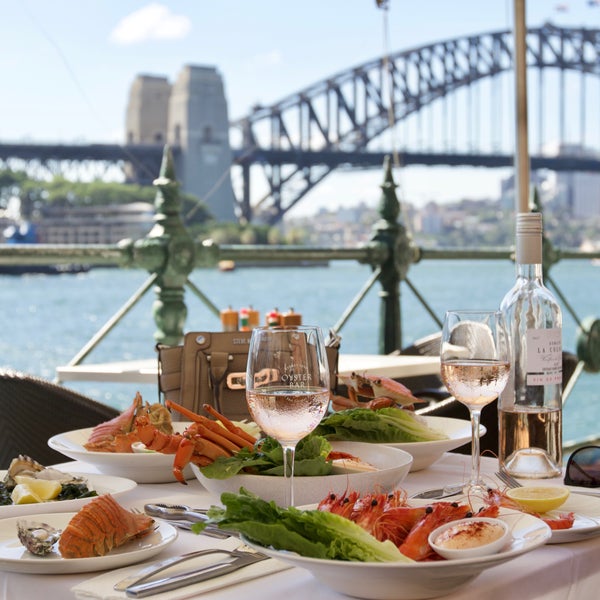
[1, 146, 599, 393]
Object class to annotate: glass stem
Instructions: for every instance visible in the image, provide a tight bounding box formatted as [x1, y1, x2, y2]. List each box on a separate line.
[282, 444, 296, 507]
[470, 408, 482, 488]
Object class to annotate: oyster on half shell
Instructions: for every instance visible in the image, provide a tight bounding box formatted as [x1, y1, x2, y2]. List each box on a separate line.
[3, 455, 86, 488]
[17, 519, 61, 556]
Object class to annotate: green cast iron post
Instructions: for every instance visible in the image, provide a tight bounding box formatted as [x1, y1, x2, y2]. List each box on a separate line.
[369, 157, 418, 354]
[132, 146, 195, 345]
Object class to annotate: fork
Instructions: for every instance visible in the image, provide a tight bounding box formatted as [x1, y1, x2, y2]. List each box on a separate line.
[495, 470, 523, 489]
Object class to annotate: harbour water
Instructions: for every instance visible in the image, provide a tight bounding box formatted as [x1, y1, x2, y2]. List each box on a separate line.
[1, 259, 598, 445]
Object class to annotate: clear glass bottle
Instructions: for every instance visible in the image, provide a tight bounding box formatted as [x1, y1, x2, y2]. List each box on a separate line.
[498, 212, 563, 478]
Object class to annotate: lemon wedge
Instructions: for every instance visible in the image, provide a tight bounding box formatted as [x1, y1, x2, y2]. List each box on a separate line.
[13, 477, 62, 501]
[506, 486, 570, 513]
[11, 484, 43, 505]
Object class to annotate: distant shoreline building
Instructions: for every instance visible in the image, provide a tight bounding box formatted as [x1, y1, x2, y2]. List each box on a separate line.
[125, 65, 236, 222]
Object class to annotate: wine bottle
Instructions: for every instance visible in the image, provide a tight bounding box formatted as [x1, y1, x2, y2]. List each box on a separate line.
[498, 212, 563, 478]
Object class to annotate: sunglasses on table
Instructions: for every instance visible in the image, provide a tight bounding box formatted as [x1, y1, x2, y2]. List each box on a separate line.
[564, 446, 600, 487]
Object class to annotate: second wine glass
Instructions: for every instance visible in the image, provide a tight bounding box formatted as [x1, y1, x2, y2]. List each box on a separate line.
[440, 310, 510, 496]
[245, 325, 330, 507]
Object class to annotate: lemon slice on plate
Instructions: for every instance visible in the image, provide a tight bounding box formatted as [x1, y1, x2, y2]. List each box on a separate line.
[13, 477, 62, 502]
[506, 486, 570, 513]
[11, 484, 43, 505]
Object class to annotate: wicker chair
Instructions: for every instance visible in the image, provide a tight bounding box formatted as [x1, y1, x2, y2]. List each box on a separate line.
[0, 370, 119, 469]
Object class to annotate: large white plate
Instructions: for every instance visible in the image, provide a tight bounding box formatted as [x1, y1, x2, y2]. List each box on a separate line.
[242, 509, 550, 600]
[0, 472, 137, 518]
[0, 512, 177, 574]
[545, 492, 600, 544]
[192, 441, 413, 506]
[385, 416, 486, 471]
[47, 423, 194, 483]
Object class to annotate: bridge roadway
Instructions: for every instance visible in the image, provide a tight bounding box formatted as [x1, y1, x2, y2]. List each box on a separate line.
[2, 141, 600, 174]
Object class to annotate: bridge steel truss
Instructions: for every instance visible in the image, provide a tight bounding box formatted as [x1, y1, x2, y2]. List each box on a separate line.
[1, 25, 600, 224]
[231, 23, 600, 223]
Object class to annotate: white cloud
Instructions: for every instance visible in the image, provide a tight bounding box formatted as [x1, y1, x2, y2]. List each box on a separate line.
[110, 3, 191, 45]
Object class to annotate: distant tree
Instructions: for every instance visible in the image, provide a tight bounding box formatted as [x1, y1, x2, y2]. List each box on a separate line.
[0, 169, 213, 225]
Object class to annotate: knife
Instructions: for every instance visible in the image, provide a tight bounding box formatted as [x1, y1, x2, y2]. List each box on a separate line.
[119, 546, 269, 598]
[410, 483, 464, 500]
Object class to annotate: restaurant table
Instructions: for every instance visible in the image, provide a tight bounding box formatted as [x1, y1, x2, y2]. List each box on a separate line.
[55, 354, 441, 385]
[2, 453, 599, 600]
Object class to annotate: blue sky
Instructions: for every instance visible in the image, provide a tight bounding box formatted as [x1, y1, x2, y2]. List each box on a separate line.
[1, 1, 599, 215]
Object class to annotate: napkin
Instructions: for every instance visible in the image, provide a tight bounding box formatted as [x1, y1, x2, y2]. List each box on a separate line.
[71, 543, 291, 600]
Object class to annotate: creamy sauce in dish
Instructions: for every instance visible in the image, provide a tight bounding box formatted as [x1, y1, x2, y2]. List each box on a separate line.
[434, 520, 505, 550]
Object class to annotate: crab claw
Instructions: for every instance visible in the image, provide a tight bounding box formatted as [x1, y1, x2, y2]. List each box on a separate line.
[342, 372, 426, 407]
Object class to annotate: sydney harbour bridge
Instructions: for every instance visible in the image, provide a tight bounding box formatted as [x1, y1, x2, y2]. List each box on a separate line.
[1, 23, 600, 224]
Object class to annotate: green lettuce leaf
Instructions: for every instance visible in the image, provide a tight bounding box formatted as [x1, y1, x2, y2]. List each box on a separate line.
[198, 435, 333, 479]
[194, 488, 410, 563]
[313, 407, 449, 443]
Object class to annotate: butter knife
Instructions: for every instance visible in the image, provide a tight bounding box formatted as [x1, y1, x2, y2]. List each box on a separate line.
[410, 483, 464, 500]
[123, 547, 269, 598]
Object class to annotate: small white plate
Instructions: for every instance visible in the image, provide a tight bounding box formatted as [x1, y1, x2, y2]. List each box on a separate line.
[545, 492, 600, 544]
[47, 423, 194, 483]
[241, 509, 550, 600]
[192, 441, 413, 506]
[0, 472, 137, 519]
[385, 416, 485, 471]
[0, 512, 177, 574]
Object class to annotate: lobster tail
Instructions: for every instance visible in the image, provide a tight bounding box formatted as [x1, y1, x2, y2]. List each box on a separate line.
[58, 494, 154, 558]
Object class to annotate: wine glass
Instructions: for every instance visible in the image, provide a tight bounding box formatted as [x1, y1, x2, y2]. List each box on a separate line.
[440, 310, 511, 496]
[246, 325, 330, 506]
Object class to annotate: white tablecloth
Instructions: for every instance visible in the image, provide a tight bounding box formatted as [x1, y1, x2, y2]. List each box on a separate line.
[1, 453, 598, 600]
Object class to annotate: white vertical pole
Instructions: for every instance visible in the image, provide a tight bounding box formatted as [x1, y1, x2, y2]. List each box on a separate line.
[514, 0, 530, 213]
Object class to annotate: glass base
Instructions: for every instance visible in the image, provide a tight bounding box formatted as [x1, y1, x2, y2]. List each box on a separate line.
[501, 448, 562, 479]
[462, 481, 490, 498]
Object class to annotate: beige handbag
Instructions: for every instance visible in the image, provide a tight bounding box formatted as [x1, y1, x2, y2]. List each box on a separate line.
[157, 331, 340, 421]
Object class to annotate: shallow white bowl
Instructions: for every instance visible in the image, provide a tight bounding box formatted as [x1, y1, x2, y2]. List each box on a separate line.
[428, 517, 510, 560]
[385, 416, 486, 471]
[0, 472, 136, 518]
[192, 441, 413, 506]
[241, 509, 550, 600]
[47, 423, 194, 484]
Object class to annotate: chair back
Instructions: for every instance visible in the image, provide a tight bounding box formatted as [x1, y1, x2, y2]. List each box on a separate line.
[0, 370, 119, 469]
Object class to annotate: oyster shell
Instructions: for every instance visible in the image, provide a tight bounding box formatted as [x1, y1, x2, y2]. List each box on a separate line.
[3, 455, 45, 487]
[16, 520, 61, 556]
[3, 455, 86, 487]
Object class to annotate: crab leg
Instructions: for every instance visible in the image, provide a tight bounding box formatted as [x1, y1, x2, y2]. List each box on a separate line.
[202, 404, 258, 445]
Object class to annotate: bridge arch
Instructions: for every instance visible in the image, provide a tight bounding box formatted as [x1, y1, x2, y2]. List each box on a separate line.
[231, 23, 600, 223]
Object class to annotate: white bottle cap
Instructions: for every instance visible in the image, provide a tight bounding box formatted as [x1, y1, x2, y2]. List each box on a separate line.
[516, 212, 542, 264]
[516, 211, 543, 234]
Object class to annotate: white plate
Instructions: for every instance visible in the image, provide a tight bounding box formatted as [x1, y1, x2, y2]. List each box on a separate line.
[385, 416, 486, 471]
[242, 509, 550, 600]
[192, 441, 413, 506]
[0, 472, 137, 518]
[47, 423, 194, 483]
[0, 512, 177, 574]
[545, 492, 600, 544]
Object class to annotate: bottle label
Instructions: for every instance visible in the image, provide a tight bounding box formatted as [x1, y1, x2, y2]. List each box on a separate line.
[526, 328, 562, 385]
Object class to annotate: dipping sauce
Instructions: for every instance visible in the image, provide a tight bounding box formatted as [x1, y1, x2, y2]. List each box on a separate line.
[434, 520, 506, 550]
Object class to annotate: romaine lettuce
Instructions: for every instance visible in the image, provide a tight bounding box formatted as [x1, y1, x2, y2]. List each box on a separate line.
[194, 488, 411, 563]
[313, 407, 449, 443]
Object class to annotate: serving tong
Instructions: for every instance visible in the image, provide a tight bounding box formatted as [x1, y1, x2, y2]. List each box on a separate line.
[144, 503, 234, 539]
